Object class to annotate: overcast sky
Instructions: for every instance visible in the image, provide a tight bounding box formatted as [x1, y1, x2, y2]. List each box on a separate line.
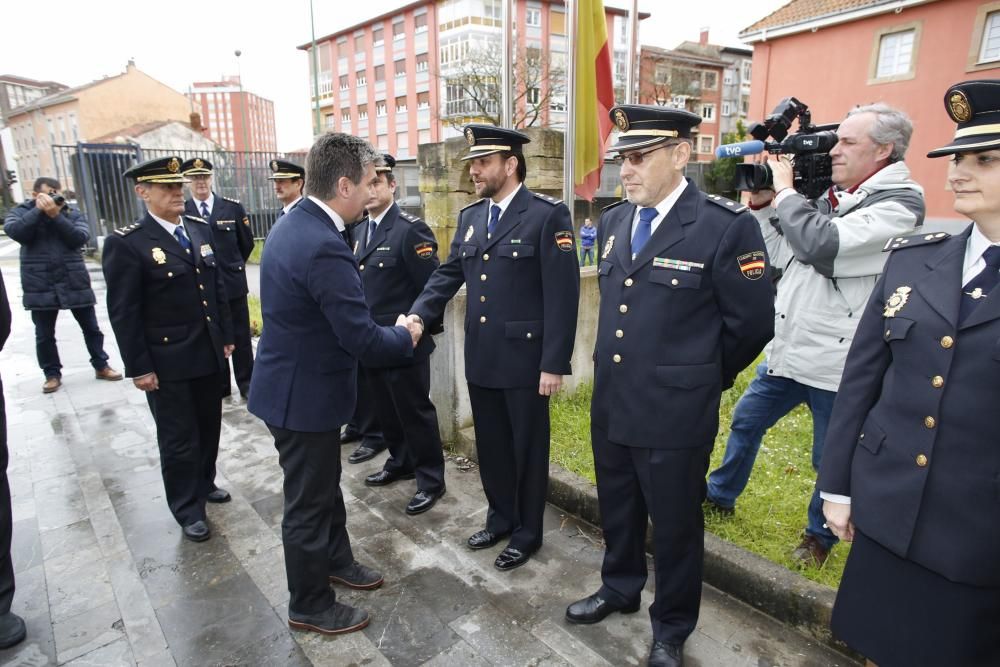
[2, 0, 786, 152]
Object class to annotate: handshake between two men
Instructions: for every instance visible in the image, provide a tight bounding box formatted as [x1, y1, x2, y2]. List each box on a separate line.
[395, 314, 424, 348]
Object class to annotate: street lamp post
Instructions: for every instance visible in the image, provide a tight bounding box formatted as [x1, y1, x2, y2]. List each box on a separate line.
[235, 49, 256, 211]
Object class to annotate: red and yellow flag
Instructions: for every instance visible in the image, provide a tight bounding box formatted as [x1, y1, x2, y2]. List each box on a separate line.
[574, 0, 614, 201]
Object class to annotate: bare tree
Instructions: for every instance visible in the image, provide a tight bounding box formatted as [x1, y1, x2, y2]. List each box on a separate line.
[640, 54, 701, 110]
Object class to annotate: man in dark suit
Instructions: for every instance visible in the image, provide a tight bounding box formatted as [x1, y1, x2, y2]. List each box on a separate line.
[182, 158, 255, 400]
[248, 133, 419, 636]
[102, 156, 235, 542]
[407, 125, 580, 571]
[564, 106, 774, 667]
[351, 154, 446, 515]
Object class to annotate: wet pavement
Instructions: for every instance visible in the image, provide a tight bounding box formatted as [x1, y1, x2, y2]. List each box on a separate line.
[0, 252, 852, 666]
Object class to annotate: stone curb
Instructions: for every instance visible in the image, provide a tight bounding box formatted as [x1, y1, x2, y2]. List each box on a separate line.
[454, 427, 858, 662]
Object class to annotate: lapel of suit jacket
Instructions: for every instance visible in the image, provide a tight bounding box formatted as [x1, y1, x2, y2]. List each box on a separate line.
[956, 224, 1000, 329]
[298, 198, 346, 244]
[458, 200, 488, 249]
[143, 214, 195, 265]
[484, 186, 531, 252]
[360, 204, 397, 262]
[912, 227, 968, 326]
[610, 203, 636, 270]
[626, 181, 697, 277]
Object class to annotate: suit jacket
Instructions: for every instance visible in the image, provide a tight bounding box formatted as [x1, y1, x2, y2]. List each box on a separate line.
[410, 185, 580, 389]
[102, 214, 234, 381]
[184, 195, 254, 298]
[350, 202, 439, 363]
[247, 197, 413, 432]
[591, 181, 774, 449]
[818, 225, 1000, 587]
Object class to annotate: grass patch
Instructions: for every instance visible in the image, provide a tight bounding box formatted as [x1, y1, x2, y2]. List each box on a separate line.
[247, 243, 264, 265]
[549, 360, 849, 588]
[248, 295, 262, 337]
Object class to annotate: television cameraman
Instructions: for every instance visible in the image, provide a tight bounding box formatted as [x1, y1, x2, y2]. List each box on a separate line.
[705, 104, 925, 567]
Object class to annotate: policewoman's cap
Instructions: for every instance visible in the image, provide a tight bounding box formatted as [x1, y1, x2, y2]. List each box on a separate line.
[928, 80, 1000, 157]
[267, 159, 305, 180]
[461, 124, 530, 161]
[180, 157, 213, 175]
[123, 156, 189, 184]
[608, 104, 702, 152]
[376, 153, 396, 173]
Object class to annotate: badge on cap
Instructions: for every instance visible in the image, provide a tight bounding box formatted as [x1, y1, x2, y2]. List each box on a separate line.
[883, 286, 912, 317]
[614, 109, 629, 132]
[602, 235, 615, 259]
[465, 127, 476, 145]
[271, 159, 278, 171]
[151, 247, 166, 265]
[737, 251, 766, 280]
[168, 158, 180, 173]
[464, 225, 475, 242]
[554, 231, 573, 253]
[414, 241, 435, 259]
[948, 91, 972, 123]
[193, 158, 204, 170]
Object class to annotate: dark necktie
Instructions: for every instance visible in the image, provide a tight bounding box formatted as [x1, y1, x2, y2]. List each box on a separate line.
[174, 226, 192, 253]
[488, 204, 501, 238]
[200, 202, 210, 219]
[632, 207, 657, 258]
[960, 245, 1000, 323]
[368, 218, 377, 247]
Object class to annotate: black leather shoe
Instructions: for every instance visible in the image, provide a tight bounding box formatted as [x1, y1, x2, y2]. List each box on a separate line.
[207, 488, 231, 503]
[0, 611, 26, 649]
[648, 640, 684, 667]
[288, 601, 369, 636]
[405, 488, 446, 515]
[467, 529, 508, 550]
[328, 560, 384, 590]
[340, 428, 362, 445]
[494, 546, 533, 571]
[348, 441, 387, 464]
[565, 593, 640, 624]
[364, 469, 416, 487]
[182, 520, 210, 542]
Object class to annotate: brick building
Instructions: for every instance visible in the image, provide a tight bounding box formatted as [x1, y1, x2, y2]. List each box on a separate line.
[186, 78, 277, 153]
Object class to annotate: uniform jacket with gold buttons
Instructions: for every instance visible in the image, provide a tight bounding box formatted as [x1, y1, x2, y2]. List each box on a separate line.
[818, 225, 1000, 587]
[184, 195, 254, 298]
[410, 185, 580, 389]
[102, 214, 234, 382]
[591, 180, 774, 449]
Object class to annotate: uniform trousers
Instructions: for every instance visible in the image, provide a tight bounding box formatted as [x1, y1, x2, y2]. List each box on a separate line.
[467, 383, 550, 552]
[366, 358, 445, 493]
[349, 370, 383, 446]
[31, 306, 110, 378]
[592, 424, 712, 644]
[145, 373, 221, 527]
[0, 375, 13, 615]
[268, 425, 353, 615]
[221, 296, 253, 397]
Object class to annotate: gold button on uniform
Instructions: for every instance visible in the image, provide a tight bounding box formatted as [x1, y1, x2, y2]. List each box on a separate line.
[480, 274, 487, 281]
[483, 253, 490, 261]
[924, 416, 936, 429]
[199, 284, 205, 290]
[360, 265, 365, 271]
[167, 271, 173, 278]
[162, 337, 169, 342]
[615, 329, 623, 338]
[378, 262, 384, 268]
[671, 278, 679, 286]
[480, 296, 486, 302]
[206, 316, 212, 322]
[196, 268, 201, 274]
[931, 375, 944, 388]
[202, 300, 208, 307]
[940, 336, 954, 349]
[619, 304, 628, 314]
[612, 354, 621, 363]
[526, 333, 532, 339]
[512, 251, 518, 258]
[916, 454, 928, 467]
[480, 316, 486, 323]
[624, 278, 633, 287]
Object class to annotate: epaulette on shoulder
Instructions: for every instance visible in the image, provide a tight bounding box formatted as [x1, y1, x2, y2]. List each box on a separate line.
[399, 211, 422, 224]
[706, 194, 748, 214]
[114, 223, 140, 236]
[223, 195, 241, 204]
[184, 214, 207, 224]
[533, 192, 563, 206]
[883, 231, 950, 252]
[460, 198, 485, 212]
[602, 199, 628, 212]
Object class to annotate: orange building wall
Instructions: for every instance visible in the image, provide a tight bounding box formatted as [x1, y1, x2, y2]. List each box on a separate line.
[747, 0, 1000, 219]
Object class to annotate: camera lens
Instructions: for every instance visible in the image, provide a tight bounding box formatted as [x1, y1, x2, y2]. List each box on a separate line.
[733, 163, 773, 192]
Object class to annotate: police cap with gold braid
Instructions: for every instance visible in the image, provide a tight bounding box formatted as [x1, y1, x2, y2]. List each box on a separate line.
[123, 156, 190, 184]
[267, 159, 305, 180]
[608, 104, 702, 153]
[461, 124, 530, 161]
[181, 157, 213, 176]
[928, 80, 1000, 157]
[376, 153, 396, 173]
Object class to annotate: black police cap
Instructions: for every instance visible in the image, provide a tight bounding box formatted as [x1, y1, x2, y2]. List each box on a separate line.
[461, 124, 530, 161]
[376, 153, 396, 173]
[268, 159, 305, 180]
[181, 157, 213, 175]
[123, 156, 189, 184]
[608, 104, 702, 152]
[928, 79, 1000, 157]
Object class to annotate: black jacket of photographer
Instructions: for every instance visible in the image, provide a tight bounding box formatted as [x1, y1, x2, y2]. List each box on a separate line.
[4, 199, 95, 311]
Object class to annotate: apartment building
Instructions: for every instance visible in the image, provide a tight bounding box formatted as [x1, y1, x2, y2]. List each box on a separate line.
[186, 78, 277, 152]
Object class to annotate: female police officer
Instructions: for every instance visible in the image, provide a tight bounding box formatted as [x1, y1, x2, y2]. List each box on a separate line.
[818, 80, 1000, 666]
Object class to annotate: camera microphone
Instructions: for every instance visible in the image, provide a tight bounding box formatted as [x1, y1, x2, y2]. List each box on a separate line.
[714, 140, 766, 159]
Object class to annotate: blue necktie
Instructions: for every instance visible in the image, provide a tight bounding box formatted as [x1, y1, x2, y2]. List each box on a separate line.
[488, 204, 501, 238]
[960, 245, 1000, 323]
[632, 207, 657, 258]
[174, 226, 192, 253]
[200, 202, 210, 219]
[368, 217, 377, 247]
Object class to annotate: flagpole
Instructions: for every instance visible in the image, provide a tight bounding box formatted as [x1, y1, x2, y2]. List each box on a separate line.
[562, 0, 577, 210]
[501, 0, 514, 126]
[625, 0, 639, 104]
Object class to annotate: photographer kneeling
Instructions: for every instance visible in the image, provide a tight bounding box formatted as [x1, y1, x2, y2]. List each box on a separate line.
[705, 104, 925, 566]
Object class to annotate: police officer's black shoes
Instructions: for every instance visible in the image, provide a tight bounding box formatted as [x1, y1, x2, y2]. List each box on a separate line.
[405, 488, 446, 515]
[565, 593, 641, 624]
[207, 488, 231, 503]
[340, 427, 362, 445]
[494, 546, 533, 571]
[467, 529, 509, 550]
[288, 602, 370, 636]
[328, 560, 384, 590]
[364, 469, 416, 487]
[0, 611, 26, 649]
[648, 640, 684, 667]
[348, 441, 387, 464]
[182, 520, 210, 542]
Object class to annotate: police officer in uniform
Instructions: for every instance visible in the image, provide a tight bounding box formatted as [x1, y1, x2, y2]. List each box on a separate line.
[102, 156, 235, 542]
[182, 158, 255, 401]
[564, 106, 774, 667]
[351, 154, 446, 515]
[268, 159, 305, 219]
[408, 125, 580, 570]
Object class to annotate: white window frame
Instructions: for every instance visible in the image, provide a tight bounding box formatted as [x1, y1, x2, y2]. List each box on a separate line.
[700, 103, 715, 122]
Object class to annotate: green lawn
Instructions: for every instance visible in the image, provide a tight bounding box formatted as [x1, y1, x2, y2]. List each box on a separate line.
[247, 243, 264, 265]
[549, 361, 849, 589]
[248, 295, 262, 337]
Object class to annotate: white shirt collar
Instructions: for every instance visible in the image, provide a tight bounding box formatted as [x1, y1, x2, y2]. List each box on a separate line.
[307, 195, 346, 232]
[370, 201, 394, 226]
[150, 211, 183, 235]
[193, 193, 214, 216]
[963, 223, 1000, 284]
[631, 178, 688, 238]
[489, 183, 523, 220]
[282, 196, 303, 215]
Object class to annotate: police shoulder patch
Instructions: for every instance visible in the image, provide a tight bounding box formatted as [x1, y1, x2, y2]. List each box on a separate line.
[705, 194, 748, 214]
[223, 195, 241, 204]
[882, 231, 950, 252]
[184, 214, 208, 224]
[554, 230, 574, 252]
[400, 211, 422, 224]
[114, 223, 140, 236]
[460, 198, 486, 212]
[533, 192, 563, 206]
[414, 241, 435, 259]
[602, 199, 629, 212]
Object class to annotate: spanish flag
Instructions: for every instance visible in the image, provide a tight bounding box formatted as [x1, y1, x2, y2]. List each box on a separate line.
[574, 0, 614, 201]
